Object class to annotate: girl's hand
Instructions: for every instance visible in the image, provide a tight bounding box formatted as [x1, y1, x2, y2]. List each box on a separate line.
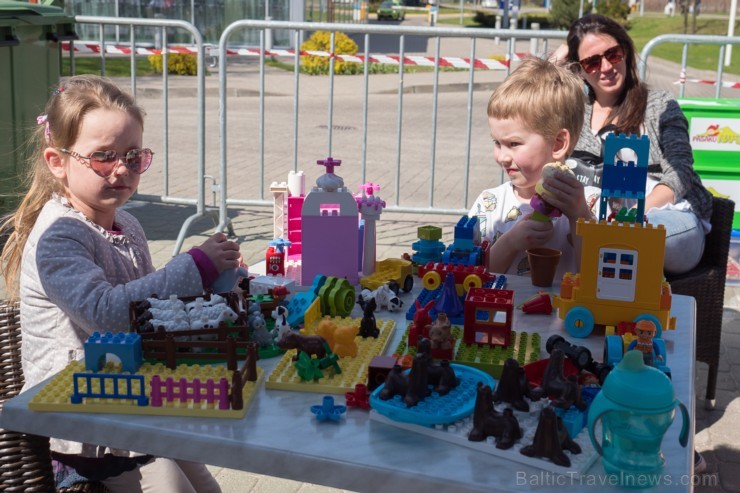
[542, 173, 593, 221]
[197, 233, 241, 273]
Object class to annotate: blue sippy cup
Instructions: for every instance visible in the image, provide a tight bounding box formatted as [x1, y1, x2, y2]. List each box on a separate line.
[587, 350, 689, 488]
[211, 266, 249, 293]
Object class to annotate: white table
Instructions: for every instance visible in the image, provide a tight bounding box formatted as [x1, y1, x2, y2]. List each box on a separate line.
[0, 275, 696, 493]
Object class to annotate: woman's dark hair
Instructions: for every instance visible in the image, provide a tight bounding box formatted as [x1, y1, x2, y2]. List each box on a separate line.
[565, 14, 648, 135]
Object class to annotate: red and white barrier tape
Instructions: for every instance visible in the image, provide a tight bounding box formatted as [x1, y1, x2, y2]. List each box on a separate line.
[62, 41, 521, 70]
[675, 78, 740, 89]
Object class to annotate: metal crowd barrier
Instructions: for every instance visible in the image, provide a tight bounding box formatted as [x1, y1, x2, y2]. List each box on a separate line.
[639, 33, 740, 99]
[65, 17, 739, 256]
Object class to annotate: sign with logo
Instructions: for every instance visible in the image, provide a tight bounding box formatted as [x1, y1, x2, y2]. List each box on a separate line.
[688, 117, 740, 152]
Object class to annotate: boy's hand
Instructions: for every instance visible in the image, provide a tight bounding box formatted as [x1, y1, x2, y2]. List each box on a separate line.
[506, 214, 555, 250]
[542, 173, 593, 221]
[197, 233, 241, 273]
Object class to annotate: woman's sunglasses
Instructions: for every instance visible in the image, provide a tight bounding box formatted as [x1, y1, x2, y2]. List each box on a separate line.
[59, 148, 154, 178]
[578, 46, 625, 75]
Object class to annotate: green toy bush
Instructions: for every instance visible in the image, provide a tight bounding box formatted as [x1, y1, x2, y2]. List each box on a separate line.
[148, 53, 199, 76]
[300, 31, 362, 76]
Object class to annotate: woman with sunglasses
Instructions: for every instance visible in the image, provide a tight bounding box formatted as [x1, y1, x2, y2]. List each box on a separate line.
[0, 75, 232, 492]
[555, 13, 712, 276]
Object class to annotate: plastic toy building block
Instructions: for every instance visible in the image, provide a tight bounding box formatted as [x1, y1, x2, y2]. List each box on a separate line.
[370, 363, 494, 426]
[411, 238, 446, 265]
[367, 355, 398, 391]
[30, 360, 264, 419]
[369, 396, 599, 476]
[250, 275, 296, 296]
[463, 288, 514, 347]
[84, 331, 143, 374]
[301, 158, 360, 286]
[311, 395, 347, 422]
[314, 275, 355, 318]
[417, 263, 496, 295]
[359, 258, 414, 293]
[441, 216, 483, 266]
[455, 331, 542, 379]
[552, 404, 588, 440]
[265, 318, 395, 394]
[71, 373, 148, 406]
[417, 225, 443, 241]
[285, 290, 318, 328]
[346, 383, 372, 409]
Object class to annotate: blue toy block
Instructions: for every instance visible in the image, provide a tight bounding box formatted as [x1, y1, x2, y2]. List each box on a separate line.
[285, 291, 318, 327]
[84, 331, 142, 374]
[71, 372, 149, 406]
[412, 238, 446, 264]
[405, 286, 466, 326]
[552, 403, 588, 439]
[453, 215, 478, 251]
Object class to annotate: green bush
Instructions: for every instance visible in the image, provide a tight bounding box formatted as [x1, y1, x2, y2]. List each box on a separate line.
[147, 53, 199, 76]
[596, 0, 631, 24]
[550, 0, 592, 29]
[300, 31, 362, 75]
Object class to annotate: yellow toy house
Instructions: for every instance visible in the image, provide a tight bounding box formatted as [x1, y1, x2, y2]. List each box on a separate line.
[553, 134, 676, 338]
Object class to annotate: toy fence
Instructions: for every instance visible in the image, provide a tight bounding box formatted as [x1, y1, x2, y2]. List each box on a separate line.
[150, 342, 258, 411]
[140, 331, 254, 370]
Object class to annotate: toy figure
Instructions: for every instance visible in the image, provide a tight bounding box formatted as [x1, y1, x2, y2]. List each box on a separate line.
[628, 320, 664, 367]
[469, 382, 522, 449]
[359, 298, 379, 338]
[529, 162, 576, 222]
[408, 299, 435, 346]
[427, 312, 453, 350]
[277, 332, 328, 361]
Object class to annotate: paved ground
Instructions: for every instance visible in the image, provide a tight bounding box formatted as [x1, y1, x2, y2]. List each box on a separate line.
[3, 15, 739, 492]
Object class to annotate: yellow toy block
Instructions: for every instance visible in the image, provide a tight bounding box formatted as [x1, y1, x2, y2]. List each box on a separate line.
[265, 317, 395, 394]
[29, 360, 264, 419]
[553, 219, 677, 338]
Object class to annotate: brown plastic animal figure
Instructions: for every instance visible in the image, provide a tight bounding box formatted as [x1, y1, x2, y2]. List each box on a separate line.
[277, 332, 328, 361]
[427, 312, 452, 350]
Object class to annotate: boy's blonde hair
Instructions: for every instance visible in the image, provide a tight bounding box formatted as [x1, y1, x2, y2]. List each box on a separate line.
[0, 75, 145, 299]
[487, 57, 584, 153]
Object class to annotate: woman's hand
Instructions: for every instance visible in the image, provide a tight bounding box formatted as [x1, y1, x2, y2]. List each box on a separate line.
[197, 233, 241, 273]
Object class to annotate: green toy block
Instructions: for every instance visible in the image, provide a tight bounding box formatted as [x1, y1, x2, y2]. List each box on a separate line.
[417, 225, 443, 241]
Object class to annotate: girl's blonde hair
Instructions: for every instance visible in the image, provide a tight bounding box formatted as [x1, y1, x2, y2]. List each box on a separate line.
[487, 56, 585, 153]
[0, 75, 144, 299]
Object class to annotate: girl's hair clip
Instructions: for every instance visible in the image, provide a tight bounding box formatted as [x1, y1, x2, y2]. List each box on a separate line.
[37, 114, 48, 125]
[52, 86, 64, 96]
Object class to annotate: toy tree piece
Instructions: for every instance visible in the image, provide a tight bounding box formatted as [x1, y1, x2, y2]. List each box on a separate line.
[311, 395, 347, 422]
[277, 332, 328, 361]
[345, 383, 371, 410]
[491, 358, 532, 412]
[295, 351, 324, 381]
[538, 349, 587, 411]
[520, 406, 582, 467]
[469, 382, 523, 450]
[530, 162, 575, 222]
[317, 343, 342, 374]
[435, 273, 464, 318]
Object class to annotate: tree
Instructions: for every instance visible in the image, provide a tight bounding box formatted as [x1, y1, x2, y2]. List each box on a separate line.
[596, 0, 630, 23]
[550, 0, 591, 30]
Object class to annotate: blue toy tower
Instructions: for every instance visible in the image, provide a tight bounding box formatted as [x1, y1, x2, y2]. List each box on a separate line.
[599, 134, 650, 223]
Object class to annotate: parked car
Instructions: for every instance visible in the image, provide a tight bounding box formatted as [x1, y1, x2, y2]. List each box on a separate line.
[377, 0, 405, 21]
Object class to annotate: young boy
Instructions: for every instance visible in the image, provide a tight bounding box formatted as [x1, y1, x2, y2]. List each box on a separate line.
[469, 57, 600, 278]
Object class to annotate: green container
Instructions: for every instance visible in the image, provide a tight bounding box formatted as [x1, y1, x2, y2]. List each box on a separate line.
[678, 98, 740, 228]
[0, 0, 75, 215]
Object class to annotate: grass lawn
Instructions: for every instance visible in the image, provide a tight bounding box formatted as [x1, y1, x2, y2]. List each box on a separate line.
[63, 56, 156, 77]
